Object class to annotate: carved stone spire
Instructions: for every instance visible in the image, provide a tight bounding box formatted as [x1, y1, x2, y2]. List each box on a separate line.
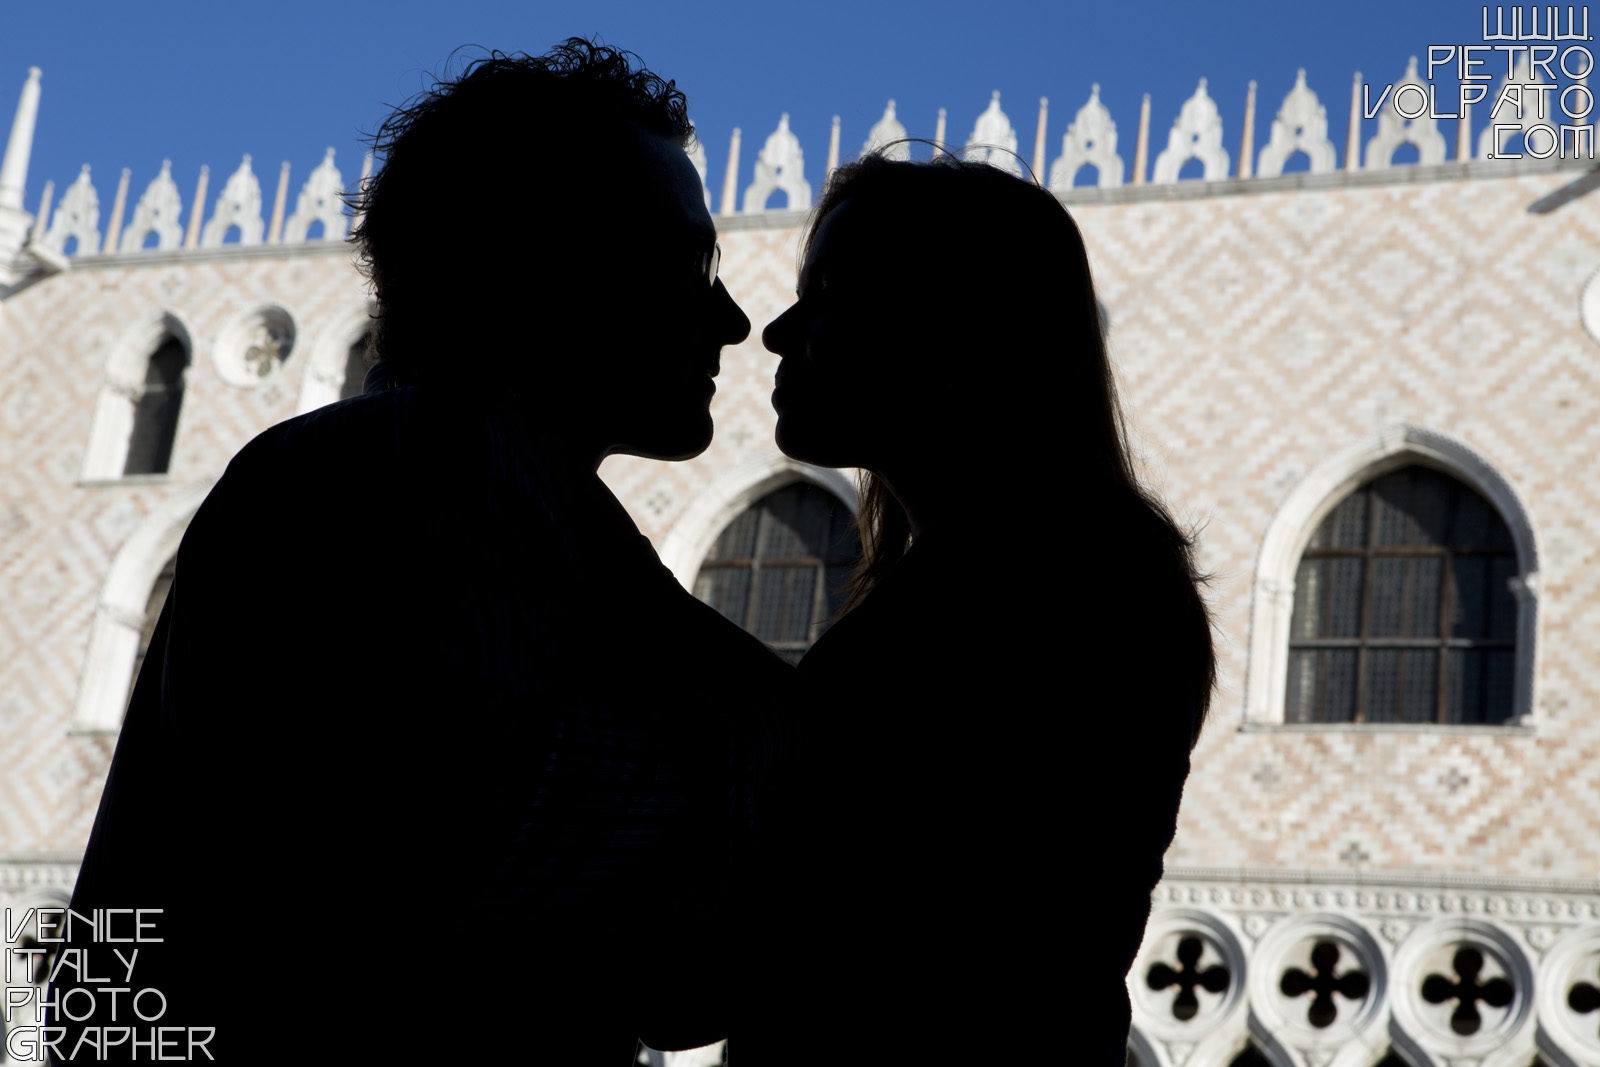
[742, 114, 811, 212]
[41, 164, 99, 255]
[964, 91, 1021, 175]
[0, 67, 41, 212]
[0, 66, 43, 272]
[200, 154, 265, 246]
[1049, 84, 1124, 191]
[284, 148, 348, 242]
[826, 115, 841, 178]
[933, 108, 948, 155]
[30, 179, 51, 242]
[863, 100, 909, 160]
[1256, 70, 1337, 177]
[1152, 78, 1230, 183]
[120, 159, 184, 251]
[1365, 57, 1446, 168]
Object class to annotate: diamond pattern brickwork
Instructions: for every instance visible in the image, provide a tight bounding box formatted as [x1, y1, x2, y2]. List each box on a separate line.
[1, 169, 1597, 888]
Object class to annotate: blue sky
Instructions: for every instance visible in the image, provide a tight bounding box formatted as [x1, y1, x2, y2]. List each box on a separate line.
[0, 1, 1554, 221]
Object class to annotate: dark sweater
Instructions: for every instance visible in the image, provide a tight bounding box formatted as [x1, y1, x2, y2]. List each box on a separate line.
[746, 509, 1206, 1064]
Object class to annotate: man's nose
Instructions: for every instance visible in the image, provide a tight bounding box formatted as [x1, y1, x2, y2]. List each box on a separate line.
[714, 278, 751, 345]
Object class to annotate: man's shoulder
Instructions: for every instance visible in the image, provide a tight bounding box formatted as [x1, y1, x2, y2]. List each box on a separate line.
[229, 387, 440, 471]
[213, 387, 537, 504]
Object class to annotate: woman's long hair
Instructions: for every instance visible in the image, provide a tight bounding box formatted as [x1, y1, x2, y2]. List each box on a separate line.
[811, 153, 1217, 744]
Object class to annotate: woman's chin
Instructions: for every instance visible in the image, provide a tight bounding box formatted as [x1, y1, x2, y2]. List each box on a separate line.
[774, 415, 851, 469]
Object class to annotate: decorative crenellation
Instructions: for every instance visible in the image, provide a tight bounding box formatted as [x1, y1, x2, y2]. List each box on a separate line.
[282, 147, 347, 243]
[40, 163, 98, 255]
[199, 154, 263, 247]
[1133, 873, 1600, 1067]
[742, 113, 811, 213]
[1256, 70, 1336, 178]
[963, 90, 1021, 176]
[1365, 56, 1448, 169]
[27, 150, 371, 259]
[14, 55, 1575, 252]
[1152, 78, 1230, 183]
[119, 159, 183, 252]
[863, 100, 909, 161]
[1050, 84, 1124, 191]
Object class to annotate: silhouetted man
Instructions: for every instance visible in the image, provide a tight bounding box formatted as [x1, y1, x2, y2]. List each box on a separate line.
[51, 41, 790, 1064]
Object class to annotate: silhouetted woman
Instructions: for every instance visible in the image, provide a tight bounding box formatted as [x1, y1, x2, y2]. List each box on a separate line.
[745, 154, 1215, 1063]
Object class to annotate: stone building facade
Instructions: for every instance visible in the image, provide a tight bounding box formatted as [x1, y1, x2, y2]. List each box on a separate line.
[1, 63, 1598, 1067]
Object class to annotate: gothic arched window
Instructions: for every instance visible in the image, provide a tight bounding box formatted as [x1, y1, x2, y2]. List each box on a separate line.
[125, 554, 176, 711]
[692, 482, 860, 663]
[339, 331, 372, 400]
[1287, 465, 1519, 725]
[123, 335, 189, 475]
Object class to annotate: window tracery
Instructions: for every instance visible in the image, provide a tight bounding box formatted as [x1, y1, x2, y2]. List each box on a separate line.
[1286, 465, 1519, 725]
[691, 482, 859, 663]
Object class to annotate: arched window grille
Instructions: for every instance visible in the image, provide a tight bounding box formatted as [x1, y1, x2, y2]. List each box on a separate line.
[340, 331, 372, 400]
[125, 554, 176, 711]
[1287, 465, 1518, 725]
[123, 335, 189, 475]
[692, 482, 860, 663]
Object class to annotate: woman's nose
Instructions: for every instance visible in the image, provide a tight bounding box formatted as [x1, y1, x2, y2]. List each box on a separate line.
[763, 303, 798, 356]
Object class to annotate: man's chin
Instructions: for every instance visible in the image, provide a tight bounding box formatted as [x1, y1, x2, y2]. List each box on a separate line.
[611, 421, 714, 462]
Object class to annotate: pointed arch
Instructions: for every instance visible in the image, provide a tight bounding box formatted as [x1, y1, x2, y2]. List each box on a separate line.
[81, 311, 196, 481]
[296, 302, 377, 413]
[690, 480, 861, 662]
[71, 479, 215, 732]
[657, 450, 856, 591]
[1243, 426, 1540, 729]
[1125, 1024, 1159, 1067]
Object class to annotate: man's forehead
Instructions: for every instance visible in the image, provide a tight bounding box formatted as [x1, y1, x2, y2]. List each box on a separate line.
[619, 124, 716, 242]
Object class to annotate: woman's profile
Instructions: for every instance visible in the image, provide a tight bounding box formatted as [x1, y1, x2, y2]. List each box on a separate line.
[742, 152, 1216, 1063]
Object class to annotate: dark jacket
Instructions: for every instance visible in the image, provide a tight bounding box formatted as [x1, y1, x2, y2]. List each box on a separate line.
[51, 385, 792, 1062]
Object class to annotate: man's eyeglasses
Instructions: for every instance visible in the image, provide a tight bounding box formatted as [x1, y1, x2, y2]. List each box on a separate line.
[697, 244, 721, 288]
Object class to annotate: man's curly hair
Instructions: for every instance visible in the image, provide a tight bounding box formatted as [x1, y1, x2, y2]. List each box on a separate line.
[350, 39, 693, 385]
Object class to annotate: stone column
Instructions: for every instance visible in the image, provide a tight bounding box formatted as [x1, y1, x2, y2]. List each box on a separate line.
[102, 167, 130, 254]
[184, 165, 208, 249]
[267, 160, 290, 244]
[1032, 97, 1049, 181]
[1346, 72, 1362, 170]
[1239, 81, 1257, 179]
[1133, 94, 1151, 185]
[719, 128, 740, 216]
